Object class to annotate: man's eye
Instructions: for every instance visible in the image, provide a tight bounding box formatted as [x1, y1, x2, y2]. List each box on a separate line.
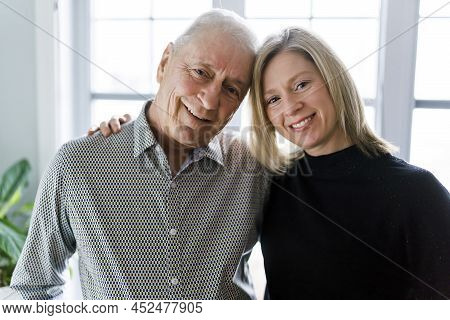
[226, 86, 239, 97]
[193, 69, 208, 78]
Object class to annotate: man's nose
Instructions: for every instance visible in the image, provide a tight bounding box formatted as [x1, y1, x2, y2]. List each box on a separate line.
[198, 82, 221, 110]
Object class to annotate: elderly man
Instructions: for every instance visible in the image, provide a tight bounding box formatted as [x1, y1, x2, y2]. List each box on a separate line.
[11, 9, 267, 300]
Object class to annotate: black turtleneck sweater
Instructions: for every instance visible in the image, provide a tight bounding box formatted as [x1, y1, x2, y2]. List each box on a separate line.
[261, 145, 450, 299]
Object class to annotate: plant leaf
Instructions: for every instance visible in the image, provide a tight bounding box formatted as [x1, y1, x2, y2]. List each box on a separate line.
[0, 255, 9, 268]
[10, 202, 33, 233]
[0, 189, 22, 218]
[12, 202, 34, 218]
[0, 159, 31, 215]
[0, 218, 27, 263]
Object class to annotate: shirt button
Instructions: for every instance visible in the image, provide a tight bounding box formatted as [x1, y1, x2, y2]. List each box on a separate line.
[170, 278, 179, 285]
[169, 228, 177, 236]
[170, 181, 177, 188]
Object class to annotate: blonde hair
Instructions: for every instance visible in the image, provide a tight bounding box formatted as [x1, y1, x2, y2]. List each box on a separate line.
[249, 27, 395, 174]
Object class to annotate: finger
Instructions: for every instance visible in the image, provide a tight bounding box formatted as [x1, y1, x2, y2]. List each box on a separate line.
[109, 116, 122, 133]
[87, 126, 100, 136]
[119, 113, 132, 124]
[99, 121, 112, 137]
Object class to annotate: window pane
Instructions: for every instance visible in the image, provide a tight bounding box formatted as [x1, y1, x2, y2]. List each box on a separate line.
[410, 108, 450, 190]
[419, 0, 450, 17]
[414, 18, 450, 100]
[152, 0, 212, 18]
[247, 19, 310, 44]
[364, 106, 375, 132]
[311, 19, 378, 99]
[312, 0, 380, 17]
[245, 0, 310, 18]
[91, 21, 152, 94]
[92, 0, 151, 19]
[91, 99, 145, 125]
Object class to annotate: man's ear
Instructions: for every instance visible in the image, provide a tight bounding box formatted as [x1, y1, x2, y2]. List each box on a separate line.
[157, 43, 174, 84]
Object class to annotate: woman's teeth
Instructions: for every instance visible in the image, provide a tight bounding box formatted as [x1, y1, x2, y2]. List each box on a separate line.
[291, 115, 313, 129]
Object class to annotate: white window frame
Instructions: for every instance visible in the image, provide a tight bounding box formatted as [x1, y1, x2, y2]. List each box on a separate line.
[36, 0, 58, 175]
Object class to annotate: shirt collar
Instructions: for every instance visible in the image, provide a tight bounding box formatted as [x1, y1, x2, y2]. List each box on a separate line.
[133, 101, 158, 158]
[133, 101, 224, 166]
[193, 135, 224, 167]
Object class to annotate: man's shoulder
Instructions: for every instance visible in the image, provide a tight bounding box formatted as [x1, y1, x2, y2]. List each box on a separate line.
[217, 130, 251, 156]
[217, 130, 266, 176]
[37, 122, 138, 185]
[57, 122, 136, 162]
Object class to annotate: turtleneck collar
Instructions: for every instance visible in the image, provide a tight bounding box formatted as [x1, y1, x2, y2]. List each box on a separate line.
[295, 145, 367, 178]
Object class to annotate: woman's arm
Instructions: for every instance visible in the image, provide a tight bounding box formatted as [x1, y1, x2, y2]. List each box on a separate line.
[407, 171, 450, 299]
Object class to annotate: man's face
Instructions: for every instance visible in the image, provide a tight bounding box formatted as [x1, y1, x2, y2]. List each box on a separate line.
[152, 31, 254, 149]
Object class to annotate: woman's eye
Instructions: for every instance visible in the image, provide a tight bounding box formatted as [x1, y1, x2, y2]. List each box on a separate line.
[295, 81, 308, 91]
[267, 96, 280, 105]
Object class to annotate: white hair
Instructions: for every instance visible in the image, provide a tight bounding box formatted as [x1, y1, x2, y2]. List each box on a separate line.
[174, 9, 258, 54]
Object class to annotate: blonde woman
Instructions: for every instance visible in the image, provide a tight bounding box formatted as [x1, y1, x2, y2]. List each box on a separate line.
[250, 27, 449, 299]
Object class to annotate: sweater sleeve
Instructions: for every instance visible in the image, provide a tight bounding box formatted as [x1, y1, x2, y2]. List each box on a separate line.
[10, 147, 77, 299]
[405, 170, 450, 299]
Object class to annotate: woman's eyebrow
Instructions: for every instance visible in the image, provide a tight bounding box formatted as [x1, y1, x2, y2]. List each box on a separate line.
[264, 71, 314, 95]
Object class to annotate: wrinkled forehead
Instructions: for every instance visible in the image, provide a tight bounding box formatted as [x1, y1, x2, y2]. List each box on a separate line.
[181, 31, 255, 83]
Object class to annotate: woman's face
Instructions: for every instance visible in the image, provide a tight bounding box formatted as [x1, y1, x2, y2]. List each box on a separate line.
[262, 50, 350, 156]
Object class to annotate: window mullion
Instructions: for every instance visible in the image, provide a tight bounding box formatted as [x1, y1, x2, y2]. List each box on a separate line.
[375, 0, 420, 161]
[73, 0, 92, 135]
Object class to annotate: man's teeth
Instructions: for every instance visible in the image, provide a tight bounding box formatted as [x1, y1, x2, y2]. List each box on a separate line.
[186, 105, 207, 121]
[292, 115, 313, 129]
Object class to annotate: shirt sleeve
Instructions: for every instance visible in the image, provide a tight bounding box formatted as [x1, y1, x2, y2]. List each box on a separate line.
[406, 171, 450, 299]
[10, 146, 77, 299]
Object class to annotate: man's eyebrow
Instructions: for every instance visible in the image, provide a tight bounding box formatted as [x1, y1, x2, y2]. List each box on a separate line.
[226, 78, 246, 88]
[198, 62, 248, 88]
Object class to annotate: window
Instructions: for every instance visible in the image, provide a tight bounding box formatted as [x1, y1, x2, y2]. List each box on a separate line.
[410, 0, 450, 190]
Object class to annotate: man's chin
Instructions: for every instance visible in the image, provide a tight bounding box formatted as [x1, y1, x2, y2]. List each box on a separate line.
[175, 126, 218, 148]
[173, 130, 210, 149]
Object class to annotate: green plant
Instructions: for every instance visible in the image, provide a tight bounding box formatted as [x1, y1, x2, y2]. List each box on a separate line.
[0, 159, 33, 287]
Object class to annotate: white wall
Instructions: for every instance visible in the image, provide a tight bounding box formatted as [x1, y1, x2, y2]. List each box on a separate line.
[0, 0, 39, 202]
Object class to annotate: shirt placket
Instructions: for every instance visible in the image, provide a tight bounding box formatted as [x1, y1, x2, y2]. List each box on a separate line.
[150, 145, 182, 298]
[166, 175, 184, 299]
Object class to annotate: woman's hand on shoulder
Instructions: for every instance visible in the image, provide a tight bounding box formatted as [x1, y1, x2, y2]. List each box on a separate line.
[87, 114, 132, 137]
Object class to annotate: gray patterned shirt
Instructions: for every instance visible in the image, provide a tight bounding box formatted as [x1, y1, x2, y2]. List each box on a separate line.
[11, 102, 268, 300]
